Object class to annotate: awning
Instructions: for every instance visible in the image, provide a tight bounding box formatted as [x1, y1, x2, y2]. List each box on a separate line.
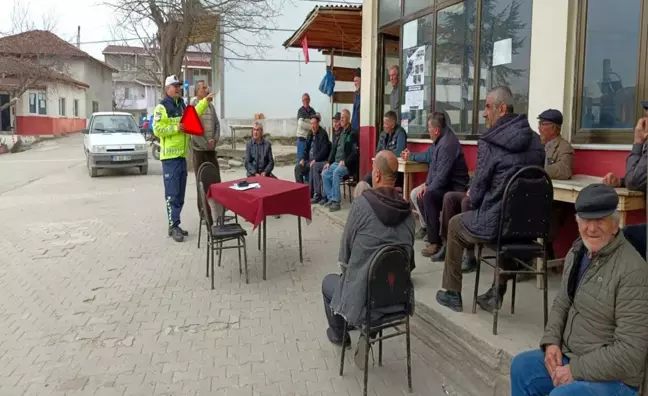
[283, 5, 362, 57]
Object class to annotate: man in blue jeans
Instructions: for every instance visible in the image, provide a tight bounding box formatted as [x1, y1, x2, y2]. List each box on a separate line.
[510, 184, 648, 396]
[321, 109, 359, 212]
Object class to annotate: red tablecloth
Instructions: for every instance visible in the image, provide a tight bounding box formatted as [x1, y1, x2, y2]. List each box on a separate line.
[207, 177, 312, 228]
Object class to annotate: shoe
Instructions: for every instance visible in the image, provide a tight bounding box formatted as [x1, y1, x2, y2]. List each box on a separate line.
[170, 227, 185, 242]
[461, 254, 478, 273]
[436, 290, 463, 312]
[326, 328, 350, 347]
[430, 245, 446, 262]
[168, 227, 189, 237]
[421, 244, 441, 258]
[311, 195, 322, 204]
[415, 228, 427, 240]
[476, 285, 506, 313]
[321, 199, 331, 206]
[329, 202, 341, 212]
[354, 333, 372, 370]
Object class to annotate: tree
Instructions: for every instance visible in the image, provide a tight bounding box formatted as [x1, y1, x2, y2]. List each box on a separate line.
[106, 0, 282, 86]
[0, 0, 62, 113]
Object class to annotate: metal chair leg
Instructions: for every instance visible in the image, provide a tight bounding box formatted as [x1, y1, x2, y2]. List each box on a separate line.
[493, 251, 501, 336]
[542, 255, 548, 327]
[511, 273, 517, 314]
[210, 240, 215, 290]
[406, 316, 412, 392]
[362, 324, 371, 396]
[217, 240, 223, 268]
[237, 238, 243, 275]
[242, 237, 249, 284]
[205, 233, 210, 278]
[197, 217, 203, 249]
[472, 245, 483, 314]
[378, 329, 383, 366]
[339, 322, 348, 376]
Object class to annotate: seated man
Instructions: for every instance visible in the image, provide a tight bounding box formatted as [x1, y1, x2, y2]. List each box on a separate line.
[321, 150, 414, 346]
[510, 183, 648, 396]
[244, 122, 275, 178]
[294, 114, 331, 201]
[436, 86, 545, 312]
[602, 101, 648, 260]
[361, 110, 407, 186]
[401, 112, 469, 258]
[322, 109, 359, 212]
[436, 190, 476, 269]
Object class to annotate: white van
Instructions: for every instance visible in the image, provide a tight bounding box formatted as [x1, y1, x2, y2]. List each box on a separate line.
[83, 112, 148, 177]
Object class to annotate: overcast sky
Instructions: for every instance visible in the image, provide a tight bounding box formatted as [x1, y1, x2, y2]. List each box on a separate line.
[0, 0, 362, 120]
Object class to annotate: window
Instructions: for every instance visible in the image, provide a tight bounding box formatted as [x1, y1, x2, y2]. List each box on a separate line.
[379, 0, 401, 27]
[405, 0, 433, 16]
[434, 1, 477, 135]
[401, 14, 434, 137]
[73, 99, 79, 117]
[92, 101, 99, 113]
[58, 98, 66, 116]
[90, 114, 139, 134]
[574, 0, 647, 143]
[29, 93, 37, 114]
[476, 0, 533, 133]
[37, 93, 47, 115]
[124, 87, 131, 100]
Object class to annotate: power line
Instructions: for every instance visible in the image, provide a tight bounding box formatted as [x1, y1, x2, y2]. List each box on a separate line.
[225, 57, 325, 63]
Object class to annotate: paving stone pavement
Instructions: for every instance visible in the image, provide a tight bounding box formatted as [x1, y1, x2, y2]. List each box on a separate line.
[0, 135, 449, 396]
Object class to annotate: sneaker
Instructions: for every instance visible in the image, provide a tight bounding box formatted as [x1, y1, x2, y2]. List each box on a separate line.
[436, 290, 463, 312]
[329, 202, 341, 212]
[421, 244, 441, 258]
[415, 228, 427, 240]
[475, 285, 506, 313]
[461, 254, 478, 273]
[321, 199, 331, 206]
[168, 227, 189, 237]
[311, 195, 323, 204]
[430, 245, 446, 262]
[326, 328, 350, 347]
[170, 227, 185, 242]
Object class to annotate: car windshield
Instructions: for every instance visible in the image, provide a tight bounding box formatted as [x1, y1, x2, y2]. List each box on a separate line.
[91, 115, 139, 133]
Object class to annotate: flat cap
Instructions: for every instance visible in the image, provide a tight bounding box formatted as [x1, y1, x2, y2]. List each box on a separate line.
[575, 183, 618, 219]
[641, 100, 648, 110]
[332, 112, 341, 120]
[538, 109, 563, 126]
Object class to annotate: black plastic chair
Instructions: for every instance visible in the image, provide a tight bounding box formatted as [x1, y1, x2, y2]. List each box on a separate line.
[198, 181, 249, 287]
[196, 162, 237, 249]
[341, 174, 358, 203]
[339, 245, 414, 396]
[473, 166, 553, 335]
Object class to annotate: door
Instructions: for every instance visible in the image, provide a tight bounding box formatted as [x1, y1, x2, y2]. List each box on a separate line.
[375, 34, 401, 131]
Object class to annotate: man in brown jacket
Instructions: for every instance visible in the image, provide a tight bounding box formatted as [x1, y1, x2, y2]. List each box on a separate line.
[510, 183, 648, 396]
[190, 82, 221, 177]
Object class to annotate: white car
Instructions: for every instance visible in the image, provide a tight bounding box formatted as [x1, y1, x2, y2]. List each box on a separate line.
[83, 112, 148, 177]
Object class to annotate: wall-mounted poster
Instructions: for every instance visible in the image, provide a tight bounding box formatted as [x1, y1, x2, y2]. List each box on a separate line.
[404, 45, 426, 87]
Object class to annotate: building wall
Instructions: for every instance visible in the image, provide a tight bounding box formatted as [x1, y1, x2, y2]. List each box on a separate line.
[14, 82, 86, 135]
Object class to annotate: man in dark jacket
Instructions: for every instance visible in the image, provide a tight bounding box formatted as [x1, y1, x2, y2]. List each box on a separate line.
[362, 110, 407, 186]
[321, 150, 414, 346]
[296, 93, 316, 164]
[294, 114, 331, 200]
[602, 100, 648, 260]
[244, 122, 275, 177]
[402, 112, 469, 258]
[436, 86, 545, 312]
[322, 109, 359, 212]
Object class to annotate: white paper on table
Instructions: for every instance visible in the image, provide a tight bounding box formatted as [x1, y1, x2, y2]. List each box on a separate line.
[493, 38, 512, 67]
[229, 182, 260, 191]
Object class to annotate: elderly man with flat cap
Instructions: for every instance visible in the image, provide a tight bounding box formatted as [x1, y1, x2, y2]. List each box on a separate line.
[510, 183, 648, 396]
[602, 100, 648, 259]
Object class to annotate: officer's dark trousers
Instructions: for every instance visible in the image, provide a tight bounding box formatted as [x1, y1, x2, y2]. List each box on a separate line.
[162, 157, 187, 228]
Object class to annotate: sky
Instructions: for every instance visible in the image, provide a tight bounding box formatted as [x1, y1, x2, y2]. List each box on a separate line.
[0, 0, 362, 120]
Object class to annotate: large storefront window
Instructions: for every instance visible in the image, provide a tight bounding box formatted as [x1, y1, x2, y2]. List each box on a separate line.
[574, 0, 645, 143]
[379, 0, 401, 27]
[401, 15, 434, 137]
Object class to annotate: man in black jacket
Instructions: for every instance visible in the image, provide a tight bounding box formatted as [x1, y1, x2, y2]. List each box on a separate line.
[294, 114, 332, 200]
[244, 122, 275, 177]
[322, 109, 359, 212]
[436, 86, 545, 313]
[362, 111, 407, 186]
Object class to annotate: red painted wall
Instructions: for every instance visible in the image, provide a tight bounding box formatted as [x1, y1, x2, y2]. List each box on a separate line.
[15, 116, 86, 135]
[387, 141, 645, 257]
[359, 126, 376, 177]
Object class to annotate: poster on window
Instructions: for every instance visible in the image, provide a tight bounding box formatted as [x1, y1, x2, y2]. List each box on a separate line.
[404, 46, 426, 88]
[405, 86, 424, 110]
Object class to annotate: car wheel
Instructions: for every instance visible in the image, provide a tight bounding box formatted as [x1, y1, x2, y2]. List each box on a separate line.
[140, 165, 148, 175]
[87, 155, 98, 178]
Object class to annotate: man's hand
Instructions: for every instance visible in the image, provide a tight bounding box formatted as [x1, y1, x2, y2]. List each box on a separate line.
[261, 172, 267, 177]
[207, 139, 216, 150]
[544, 344, 563, 377]
[552, 365, 574, 387]
[309, 160, 315, 167]
[416, 185, 426, 200]
[602, 172, 621, 187]
[178, 123, 186, 132]
[339, 161, 345, 167]
[466, 189, 470, 197]
[299, 159, 305, 166]
[323, 163, 330, 170]
[205, 93, 215, 102]
[401, 149, 410, 161]
[634, 118, 648, 144]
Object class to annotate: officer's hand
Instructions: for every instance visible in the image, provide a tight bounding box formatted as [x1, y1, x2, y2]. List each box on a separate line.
[206, 93, 215, 102]
[178, 123, 186, 132]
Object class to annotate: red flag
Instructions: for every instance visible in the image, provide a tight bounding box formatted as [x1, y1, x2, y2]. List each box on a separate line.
[302, 36, 310, 64]
[180, 105, 204, 136]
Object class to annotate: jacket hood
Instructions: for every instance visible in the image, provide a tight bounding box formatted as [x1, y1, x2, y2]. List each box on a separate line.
[362, 187, 412, 226]
[481, 114, 535, 153]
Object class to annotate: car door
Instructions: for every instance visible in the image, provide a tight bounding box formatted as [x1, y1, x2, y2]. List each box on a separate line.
[84, 116, 93, 152]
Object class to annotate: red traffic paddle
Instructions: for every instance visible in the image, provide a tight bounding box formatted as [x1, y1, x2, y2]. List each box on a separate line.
[180, 104, 204, 136]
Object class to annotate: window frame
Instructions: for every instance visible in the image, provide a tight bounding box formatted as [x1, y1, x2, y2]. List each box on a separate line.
[92, 101, 99, 113]
[28, 92, 37, 114]
[571, 0, 648, 144]
[73, 99, 79, 117]
[58, 98, 66, 117]
[37, 92, 47, 115]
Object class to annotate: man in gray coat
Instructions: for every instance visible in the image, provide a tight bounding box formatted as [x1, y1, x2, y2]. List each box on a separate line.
[510, 183, 648, 396]
[190, 81, 220, 176]
[321, 150, 415, 347]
